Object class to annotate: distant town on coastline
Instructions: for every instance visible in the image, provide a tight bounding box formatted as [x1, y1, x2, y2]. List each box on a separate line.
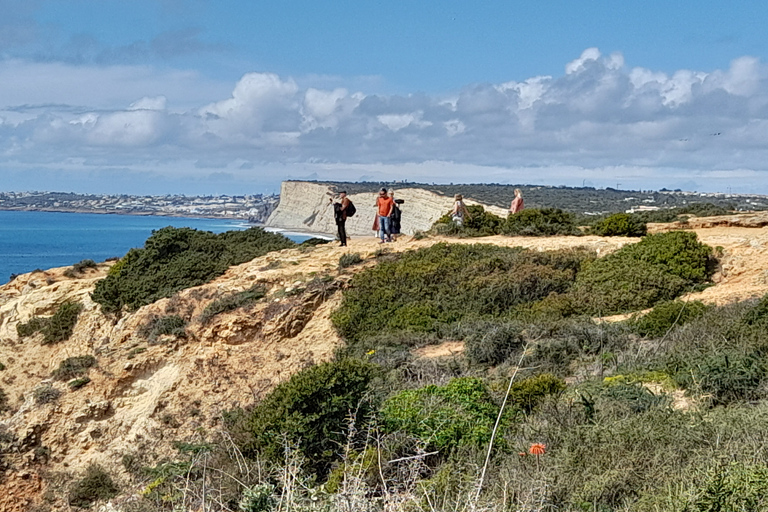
[1, 182, 767, 225]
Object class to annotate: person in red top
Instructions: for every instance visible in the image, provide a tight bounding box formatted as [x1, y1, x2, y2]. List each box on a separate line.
[376, 188, 395, 243]
[509, 188, 524, 214]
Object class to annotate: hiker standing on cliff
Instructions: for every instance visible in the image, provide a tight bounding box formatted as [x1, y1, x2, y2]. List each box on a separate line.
[330, 191, 350, 247]
[376, 188, 395, 243]
[389, 190, 402, 241]
[510, 188, 524, 214]
[451, 194, 470, 226]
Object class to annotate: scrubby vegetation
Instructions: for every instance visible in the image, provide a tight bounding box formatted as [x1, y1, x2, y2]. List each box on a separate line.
[199, 284, 267, 324]
[33, 385, 62, 405]
[589, 212, 647, 236]
[91, 226, 295, 313]
[139, 314, 187, 344]
[564, 231, 715, 315]
[16, 300, 83, 344]
[68, 464, 119, 508]
[332, 243, 594, 343]
[226, 359, 377, 478]
[63, 258, 98, 278]
[501, 208, 581, 236]
[338, 252, 363, 268]
[52, 355, 96, 380]
[430, 206, 581, 237]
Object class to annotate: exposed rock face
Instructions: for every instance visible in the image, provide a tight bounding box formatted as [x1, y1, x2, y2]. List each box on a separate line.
[266, 181, 509, 236]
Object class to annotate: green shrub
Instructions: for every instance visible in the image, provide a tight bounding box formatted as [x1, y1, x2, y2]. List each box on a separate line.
[464, 322, 524, 366]
[199, 285, 267, 324]
[17, 301, 83, 344]
[68, 377, 91, 390]
[380, 377, 505, 452]
[139, 315, 187, 344]
[68, 464, 119, 508]
[0, 361, 5, 371]
[33, 385, 62, 405]
[63, 259, 99, 278]
[508, 373, 567, 413]
[569, 231, 714, 315]
[689, 462, 768, 511]
[16, 317, 47, 338]
[239, 483, 277, 512]
[570, 259, 689, 315]
[630, 300, 710, 338]
[620, 230, 715, 282]
[52, 355, 96, 380]
[92, 227, 295, 313]
[228, 359, 376, 478]
[300, 237, 331, 247]
[338, 252, 363, 268]
[430, 205, 504, 237]
[501, 208, 581, 236]
[590, 213, 647, 237]
[42, 301, 83, 344]
[742, 293, 768, 327]
[332, 244, 593, 343]
[671, 351, 767, 405]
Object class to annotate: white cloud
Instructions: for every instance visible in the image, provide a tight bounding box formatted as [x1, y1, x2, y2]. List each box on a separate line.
[5, 48, 768, 193]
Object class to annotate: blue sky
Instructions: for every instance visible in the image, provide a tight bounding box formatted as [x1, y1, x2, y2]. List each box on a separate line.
[2, 1, 768, 195]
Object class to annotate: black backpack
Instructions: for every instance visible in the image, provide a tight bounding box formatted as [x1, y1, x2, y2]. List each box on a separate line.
[346, 201, 357, 217]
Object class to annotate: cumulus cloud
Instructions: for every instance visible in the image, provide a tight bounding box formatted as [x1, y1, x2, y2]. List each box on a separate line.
[5, 48, 768, 193]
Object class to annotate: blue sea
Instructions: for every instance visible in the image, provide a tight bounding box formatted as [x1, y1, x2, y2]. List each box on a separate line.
[0, 211, 317, 284]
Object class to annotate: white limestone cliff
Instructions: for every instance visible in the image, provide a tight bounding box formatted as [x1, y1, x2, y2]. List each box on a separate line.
[265, 181, 509, 236]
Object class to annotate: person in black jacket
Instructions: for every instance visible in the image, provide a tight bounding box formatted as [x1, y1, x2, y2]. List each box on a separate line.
[330, 191, 350, 246]
[389, 191, 402, 241]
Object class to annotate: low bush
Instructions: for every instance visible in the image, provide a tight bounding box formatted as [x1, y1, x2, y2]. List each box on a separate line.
[630, 299, 710, 338]
[300, 237, 331, 247]
[508, 373, 567, 413]
[689, 462, 768, 511]
[338, 252, 363, 268]
[501, 208, 581, 236]
[0, 388, 8, 412]
[139, 315, 187, 344]
[16, 317, 47, 338]
[68, 464, 120, 508]
[464, 322, 524, 366]
[590, 213, 647, 237]
[92, 226, 295, 313]
[380, 377, 506, 452]
[52, 355, 96, 380]
[199, 285, 267, 324]
[332, 243, 593, 343]
[569, 231, 714, 315]
[33, 385, 62, 405]
[671, 350, 767, 406]
[227, 359, 376, 478]
[430, 205, 504, 237]
[17, 301, 83, 344]
[64, 259, 98, 277]
[68, 377, 91, 390]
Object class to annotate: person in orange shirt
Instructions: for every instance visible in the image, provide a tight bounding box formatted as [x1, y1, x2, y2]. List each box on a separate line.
[376, 188, 395, 243]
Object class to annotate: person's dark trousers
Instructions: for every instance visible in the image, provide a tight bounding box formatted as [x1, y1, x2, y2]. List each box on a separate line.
[337, 220, 347, 246]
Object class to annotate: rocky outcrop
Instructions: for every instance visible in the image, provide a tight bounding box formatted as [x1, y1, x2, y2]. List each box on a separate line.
[266, 181, 509, 236]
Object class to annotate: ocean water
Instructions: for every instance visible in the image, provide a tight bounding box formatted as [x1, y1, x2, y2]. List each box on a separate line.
[0, 211, 317, 284]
